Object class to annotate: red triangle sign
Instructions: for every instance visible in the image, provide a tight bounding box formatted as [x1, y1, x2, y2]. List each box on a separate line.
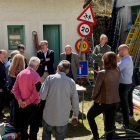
[77, 5, 96, 25]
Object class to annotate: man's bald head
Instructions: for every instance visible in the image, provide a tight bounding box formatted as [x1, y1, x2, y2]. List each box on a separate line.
[118, 44, 129, 57]
[119, 44, 129, 51]
[65, 45, 72, 55]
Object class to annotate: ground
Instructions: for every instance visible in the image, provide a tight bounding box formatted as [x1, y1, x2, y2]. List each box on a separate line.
[37, 84, 140, 140]
[4, 84, 140, 140]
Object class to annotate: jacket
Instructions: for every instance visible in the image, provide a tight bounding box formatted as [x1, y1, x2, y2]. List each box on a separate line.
[60, 52, 79, 81]
[37, 49, 55, 77]
[92, 68, 120, 104]
[92, 44, 111, 70]
[0, 61, 7, 89]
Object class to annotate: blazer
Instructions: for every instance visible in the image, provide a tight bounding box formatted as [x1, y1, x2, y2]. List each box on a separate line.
[60, 52, 79, 81]
[37, 49, 55, 77]
[92, 68, 120, 104]
[0, 61, 6, 89]
[92, 44, 111, 70]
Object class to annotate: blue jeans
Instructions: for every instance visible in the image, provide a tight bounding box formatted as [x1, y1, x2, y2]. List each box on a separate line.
[42, 119, 68, 140]
[10, 100, 14, 123]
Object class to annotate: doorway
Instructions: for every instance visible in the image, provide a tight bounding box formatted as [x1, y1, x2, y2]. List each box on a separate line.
[43, 25, 60, 70]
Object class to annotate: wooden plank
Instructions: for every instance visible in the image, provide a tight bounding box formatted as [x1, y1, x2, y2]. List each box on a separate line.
[83, 0, 92, 9]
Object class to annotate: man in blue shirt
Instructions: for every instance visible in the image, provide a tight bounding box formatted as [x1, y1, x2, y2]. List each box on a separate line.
[117, 44, 133, 129]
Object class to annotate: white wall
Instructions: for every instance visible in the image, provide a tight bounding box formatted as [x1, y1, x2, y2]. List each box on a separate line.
[113, 0, 140, 44]
[0, 0, 84, 60]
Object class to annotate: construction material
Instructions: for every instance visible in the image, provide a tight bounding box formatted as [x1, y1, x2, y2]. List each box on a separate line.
[108, 0, 124, 49]
[125, 11, 140, 58]
[133, 42, 140, 69]
[32, 31, 41, 51]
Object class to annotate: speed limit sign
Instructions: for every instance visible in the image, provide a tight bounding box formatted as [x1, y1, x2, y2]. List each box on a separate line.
[75, 39, 90, 53]
[78, 23, 92, 37]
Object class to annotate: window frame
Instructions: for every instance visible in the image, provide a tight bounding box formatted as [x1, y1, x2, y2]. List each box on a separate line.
[7, 25, 24, 50]
[131, 6, 140, 24]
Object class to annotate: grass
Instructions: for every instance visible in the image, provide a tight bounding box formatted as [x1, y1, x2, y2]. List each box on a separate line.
[3, 84, 140, 140]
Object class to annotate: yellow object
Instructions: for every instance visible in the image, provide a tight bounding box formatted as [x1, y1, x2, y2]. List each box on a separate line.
[76, 40, 89, 52]
[125, 11, 140, 59]
[86, 68, 94, 80]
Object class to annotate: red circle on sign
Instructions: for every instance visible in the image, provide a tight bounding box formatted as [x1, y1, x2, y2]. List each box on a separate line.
[75, 39, 90, 53]
[78, 23, 92, 37]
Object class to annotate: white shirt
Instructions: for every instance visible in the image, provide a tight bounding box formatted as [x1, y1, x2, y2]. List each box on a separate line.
[44, 51, 47, 70]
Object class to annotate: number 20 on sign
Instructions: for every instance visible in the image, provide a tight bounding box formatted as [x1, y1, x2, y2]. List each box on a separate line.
[75, 39, 90, 53]
[78, 23, 92, 37]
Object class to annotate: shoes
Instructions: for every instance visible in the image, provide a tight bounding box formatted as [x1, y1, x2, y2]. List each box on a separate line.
[129, 115, 134, 120]
[1, 114, 10, 118]
[117, 112, 122, 116]
[116, 124, 129, 130]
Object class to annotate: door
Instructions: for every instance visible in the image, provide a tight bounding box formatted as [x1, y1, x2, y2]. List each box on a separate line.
[43, 25, 60, 70]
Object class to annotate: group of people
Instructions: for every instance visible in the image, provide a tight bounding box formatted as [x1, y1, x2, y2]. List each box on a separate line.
[0, 34, 135, 140]
[0, 41, 80, 140]
[87, 34, 134, 140]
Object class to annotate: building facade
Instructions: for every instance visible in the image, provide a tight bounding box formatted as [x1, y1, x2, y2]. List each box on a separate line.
[1, 0, 84, 68]
[114, 0, 140, 44]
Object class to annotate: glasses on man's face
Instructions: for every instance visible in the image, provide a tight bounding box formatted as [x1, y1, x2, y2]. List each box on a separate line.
[118, 49, 124, 52]
[20, 51, 24, 54]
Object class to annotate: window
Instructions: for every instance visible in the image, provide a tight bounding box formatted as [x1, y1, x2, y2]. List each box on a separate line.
[7, 25, 24, 50]
[131, 6, 140, 24]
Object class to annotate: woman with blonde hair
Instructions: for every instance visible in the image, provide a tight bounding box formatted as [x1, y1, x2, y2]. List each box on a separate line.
[9, 54, 25, 79]
[9, 54, 25, 132]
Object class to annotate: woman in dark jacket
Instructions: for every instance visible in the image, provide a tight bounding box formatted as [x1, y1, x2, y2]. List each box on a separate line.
[87, 52, 120, 140]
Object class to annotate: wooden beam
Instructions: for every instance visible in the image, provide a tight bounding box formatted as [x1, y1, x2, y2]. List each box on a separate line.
[83, 0, 92, 9]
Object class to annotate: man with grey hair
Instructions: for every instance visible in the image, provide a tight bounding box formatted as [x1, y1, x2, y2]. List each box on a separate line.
[40, 60, 79, 140]
[92, 34, 111, 82]
[37, 40, 55, 83]
[116, 44, 133, 130]
[0, 50, 7, 119]
[60, 45, 79, 81]
[13, 56, 41, 140]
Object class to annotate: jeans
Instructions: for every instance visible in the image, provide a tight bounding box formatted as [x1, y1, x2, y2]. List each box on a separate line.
[14, 98, 20, 132]
[128, 85, 135, 116]
[119, 83, 132, 127]
[10, 100, 14, 123]
[42, 119, 68, 140]
[87, 102, 118, 140]
[20, 104, 38, 140]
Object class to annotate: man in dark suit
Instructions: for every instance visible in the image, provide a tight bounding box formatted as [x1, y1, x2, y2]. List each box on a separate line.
[60, 45, 79, 81]
[37, 40, 55, 83]
[0, 50, 7, 119]
[8, 44, 28, 68]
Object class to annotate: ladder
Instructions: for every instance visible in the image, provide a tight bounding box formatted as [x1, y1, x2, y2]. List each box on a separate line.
[133, 42, 140, 69]
[125, 10, 140, 58]
[116, 18, 123, 53]
[112, 12, 120, 49]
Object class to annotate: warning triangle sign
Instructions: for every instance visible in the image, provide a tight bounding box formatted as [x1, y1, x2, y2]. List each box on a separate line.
[77, 5, 96, 25]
